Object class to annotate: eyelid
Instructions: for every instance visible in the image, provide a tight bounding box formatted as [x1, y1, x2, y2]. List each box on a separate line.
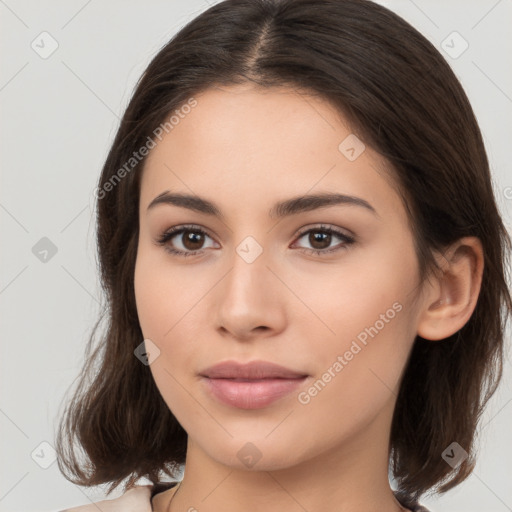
[155, 222, 356, 257]
[291, 224, 355, 253]
[157, 223, 354, 241]
[155, 223, 216, 247]
[294, 223, 354, 240]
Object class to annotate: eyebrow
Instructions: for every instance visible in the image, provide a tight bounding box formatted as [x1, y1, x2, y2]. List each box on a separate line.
[147, 191, 378, 219]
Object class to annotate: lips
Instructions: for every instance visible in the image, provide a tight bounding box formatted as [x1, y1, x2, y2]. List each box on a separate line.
[199, 360, 308, 380]
[199, 360, 308, 409]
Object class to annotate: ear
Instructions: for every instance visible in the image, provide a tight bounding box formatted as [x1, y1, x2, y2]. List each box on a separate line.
[416, 237, 484, 341]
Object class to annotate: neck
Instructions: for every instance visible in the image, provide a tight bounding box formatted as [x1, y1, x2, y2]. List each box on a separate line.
[162, 397, 409, 512]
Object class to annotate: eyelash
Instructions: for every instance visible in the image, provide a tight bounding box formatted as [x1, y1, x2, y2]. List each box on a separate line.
[155, 224, 355, 258]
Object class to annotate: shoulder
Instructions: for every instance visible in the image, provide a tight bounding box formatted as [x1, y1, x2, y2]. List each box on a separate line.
[59, 484, 153, 512]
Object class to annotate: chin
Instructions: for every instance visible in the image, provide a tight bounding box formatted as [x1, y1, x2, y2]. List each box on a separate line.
[198, 434, 308, 472]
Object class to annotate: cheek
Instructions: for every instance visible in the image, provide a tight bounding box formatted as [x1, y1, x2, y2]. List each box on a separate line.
[134, 256, 167, 340]
[296, 239, 417, 345]
[292, 292, 414, 446]
[295, 239, 418, 403]
[134, 246, 209, 378]
[134, 245, 197, 340]
[134, 250, 200, 416]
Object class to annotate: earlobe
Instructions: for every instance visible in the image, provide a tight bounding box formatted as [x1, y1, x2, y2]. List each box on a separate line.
[416, 237, 484, 341]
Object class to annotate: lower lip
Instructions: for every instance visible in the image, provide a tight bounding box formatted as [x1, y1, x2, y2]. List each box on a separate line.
[201, 377, 307, 409]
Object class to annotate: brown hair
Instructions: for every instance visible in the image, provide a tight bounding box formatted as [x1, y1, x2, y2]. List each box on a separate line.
[55, 0, 512, 503]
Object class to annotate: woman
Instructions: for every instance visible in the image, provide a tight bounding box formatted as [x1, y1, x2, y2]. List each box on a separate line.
[56, 0, 511, 511]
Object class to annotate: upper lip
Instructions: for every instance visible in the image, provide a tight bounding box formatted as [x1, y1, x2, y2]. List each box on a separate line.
[199, 360, 308, 379]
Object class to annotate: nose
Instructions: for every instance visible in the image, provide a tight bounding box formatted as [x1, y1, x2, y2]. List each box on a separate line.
[213, 240, 286, 341]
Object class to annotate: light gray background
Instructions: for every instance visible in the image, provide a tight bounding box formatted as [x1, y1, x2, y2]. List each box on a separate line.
[1, 1, 511, 511]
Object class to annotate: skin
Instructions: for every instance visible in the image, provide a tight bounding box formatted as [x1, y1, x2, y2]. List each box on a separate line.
[134, 83, 484, 512]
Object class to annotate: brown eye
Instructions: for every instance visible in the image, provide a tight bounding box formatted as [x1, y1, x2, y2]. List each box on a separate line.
[156, 225, 216, 257]
[181, 230, 206, 250]
[307, 230, 332, 250]
[156, 223, 355, 258]
[293, 225, 355, 255]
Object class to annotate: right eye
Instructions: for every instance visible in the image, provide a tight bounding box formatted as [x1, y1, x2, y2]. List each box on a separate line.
[156, 224, 218, 257]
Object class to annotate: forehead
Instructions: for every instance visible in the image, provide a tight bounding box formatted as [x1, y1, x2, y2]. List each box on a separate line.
[147, 84, 353, 166]
[139, 84, 403, 221]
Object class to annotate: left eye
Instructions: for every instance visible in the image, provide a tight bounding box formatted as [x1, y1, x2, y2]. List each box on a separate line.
[293, 225, 355, 254]
[155, 224, 355, 257]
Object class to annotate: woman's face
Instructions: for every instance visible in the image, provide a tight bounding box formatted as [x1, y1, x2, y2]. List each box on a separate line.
[134, 84, 426, 471]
